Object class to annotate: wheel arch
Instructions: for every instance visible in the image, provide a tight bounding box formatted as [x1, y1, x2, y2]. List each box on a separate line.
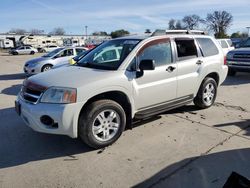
[78, 90, 133, 134]
[205, 72, 220, 85]
[41, 63, 53, 72]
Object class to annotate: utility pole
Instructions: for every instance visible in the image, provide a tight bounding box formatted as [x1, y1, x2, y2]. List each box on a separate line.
[247, 27, 250, 37]
[85, 26, 88, 38]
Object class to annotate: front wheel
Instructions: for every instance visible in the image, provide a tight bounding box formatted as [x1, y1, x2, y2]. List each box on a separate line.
[78, 100, 126, 149]
[41, 64, 52, 72]
[194, 77, 217, 109]
[30, 51, 35, 55]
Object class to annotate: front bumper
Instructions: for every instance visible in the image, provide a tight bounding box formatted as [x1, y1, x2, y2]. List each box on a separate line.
[15, 95, 85, 138]
[227, 60, 250, 72]
[23, 65, 41, 75]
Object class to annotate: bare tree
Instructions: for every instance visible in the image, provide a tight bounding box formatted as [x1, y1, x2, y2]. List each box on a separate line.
[30, 29, 44, 35]
[205, 11, 233, 38]
[182, 15, 202, 30]
[168, 19, 176, 30]
[49, 27, 66, 35]
[168, 19, 186, 30]
[8, 28, 27, 35]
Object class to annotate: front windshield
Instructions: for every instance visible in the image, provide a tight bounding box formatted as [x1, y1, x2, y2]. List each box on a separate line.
[43, 47, 64, 57]
[240, 38, 250, 47]
[73, 50, 89, 62]
[77, 39, 141, 70]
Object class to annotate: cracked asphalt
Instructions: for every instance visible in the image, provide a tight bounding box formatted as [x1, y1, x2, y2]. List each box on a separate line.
[0, 53, 250, 188]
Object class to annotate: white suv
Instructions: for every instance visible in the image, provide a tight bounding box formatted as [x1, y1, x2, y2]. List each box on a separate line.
[15, 30, 228, 148]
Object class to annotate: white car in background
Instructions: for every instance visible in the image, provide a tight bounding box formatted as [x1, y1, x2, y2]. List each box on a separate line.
[217, 39, 235, 56]
[9, 46, 38, 55]
[24, 47, 88, 75]
[41, 45, 60, 53]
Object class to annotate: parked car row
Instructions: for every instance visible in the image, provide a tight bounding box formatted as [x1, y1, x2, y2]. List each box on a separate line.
[9, 44, 98, 55]
[226, 37, 250, 76]
[15, 30, 228, 149]
[24, 47, 88, 75]
[9, 46, 38, 55]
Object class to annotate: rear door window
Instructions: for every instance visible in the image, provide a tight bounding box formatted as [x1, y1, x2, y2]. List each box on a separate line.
[175, 38, 198, 60]
[196, 38, 219, 57]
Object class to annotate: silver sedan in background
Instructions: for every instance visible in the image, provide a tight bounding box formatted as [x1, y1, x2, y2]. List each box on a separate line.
[24, 47, 88, 75]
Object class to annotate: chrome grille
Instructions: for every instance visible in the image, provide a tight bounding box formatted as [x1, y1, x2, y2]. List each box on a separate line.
[21, 86, 43, 104]
[233, 53, 250, 59]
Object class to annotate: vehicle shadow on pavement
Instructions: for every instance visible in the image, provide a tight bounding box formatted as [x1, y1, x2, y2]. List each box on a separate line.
[134, 148, 250, 188]
[1, 84, 22, 96]
[223, 73, 250, 86]
[214, 119, 250, 136]
[0, 107, 93, 169]
[0, 73, 26, 81]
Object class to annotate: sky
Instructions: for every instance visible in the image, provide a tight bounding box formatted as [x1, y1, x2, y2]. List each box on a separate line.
[0, 0, 250, 35]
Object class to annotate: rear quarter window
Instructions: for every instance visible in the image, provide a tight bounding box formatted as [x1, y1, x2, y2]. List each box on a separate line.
[220, 40, 228, 48]
[196, 38, 219, 57]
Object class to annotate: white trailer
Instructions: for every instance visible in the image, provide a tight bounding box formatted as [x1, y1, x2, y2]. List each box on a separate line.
[0, 39, 14, 48]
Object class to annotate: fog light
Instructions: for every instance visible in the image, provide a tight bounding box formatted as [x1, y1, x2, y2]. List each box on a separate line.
[40, 115, 54, 126]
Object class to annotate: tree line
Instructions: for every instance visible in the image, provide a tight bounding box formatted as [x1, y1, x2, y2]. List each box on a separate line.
[5, 10, 247, 39]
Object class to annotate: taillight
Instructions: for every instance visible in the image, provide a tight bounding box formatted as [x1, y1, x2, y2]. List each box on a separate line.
[224, 56, 227, 65]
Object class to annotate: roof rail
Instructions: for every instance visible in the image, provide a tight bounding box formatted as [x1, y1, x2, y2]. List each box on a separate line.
[151, 29, 207, 36]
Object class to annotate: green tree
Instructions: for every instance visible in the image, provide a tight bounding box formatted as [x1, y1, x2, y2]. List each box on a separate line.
[92, 31, 108, 36]
[110, 29, 130, 38]
[205, 11, 233, 38]
[145, 29, 152, 34]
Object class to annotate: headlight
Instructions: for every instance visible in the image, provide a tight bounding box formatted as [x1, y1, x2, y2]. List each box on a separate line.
[226, 53, 234, 59]
[40, 87, 77, 104]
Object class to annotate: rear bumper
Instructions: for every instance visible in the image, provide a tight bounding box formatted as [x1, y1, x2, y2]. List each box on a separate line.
[220, 65, 228, 85]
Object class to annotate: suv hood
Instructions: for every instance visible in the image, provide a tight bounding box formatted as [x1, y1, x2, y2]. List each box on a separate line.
[229, 47, 250, 53]
[27, 66, 118, 89]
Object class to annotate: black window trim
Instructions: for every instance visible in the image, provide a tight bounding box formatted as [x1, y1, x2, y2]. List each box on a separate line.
[175, 37, 199, 61]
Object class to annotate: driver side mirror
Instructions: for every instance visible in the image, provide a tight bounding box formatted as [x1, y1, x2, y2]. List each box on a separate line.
[136, 59, 155, 78]
[139, 59, 155, 71]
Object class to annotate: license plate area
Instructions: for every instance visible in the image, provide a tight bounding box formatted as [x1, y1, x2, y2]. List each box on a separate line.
[15, 101, 21, 115]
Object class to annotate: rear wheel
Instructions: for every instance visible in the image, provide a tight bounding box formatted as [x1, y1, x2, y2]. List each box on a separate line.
[30, 51, 35, 55]
[41, 64, 52, 72]
[194, 77, 217, 109]
[78, 100, 126, 149]
[228, 68, 236, 76]
[13, 51, 18, 55]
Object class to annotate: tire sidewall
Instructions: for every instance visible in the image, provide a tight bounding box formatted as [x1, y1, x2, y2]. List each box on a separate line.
[80, 100, 126, 148]
[200, 78, 217, 108]
[42, 64, 52, 72]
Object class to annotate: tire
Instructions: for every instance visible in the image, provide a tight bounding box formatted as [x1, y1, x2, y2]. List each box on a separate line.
[194, 77, 217, 109]
[13, 51, 18, 55]
[78, 100, 126, 149]
[41, 64, 52, 72]
[30, 51, 35, 55]
[228, 68, 236, 76]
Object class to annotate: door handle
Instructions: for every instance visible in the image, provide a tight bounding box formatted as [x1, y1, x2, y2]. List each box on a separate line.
[166, 66, 176, 72]
[196, 60, 203, 65]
